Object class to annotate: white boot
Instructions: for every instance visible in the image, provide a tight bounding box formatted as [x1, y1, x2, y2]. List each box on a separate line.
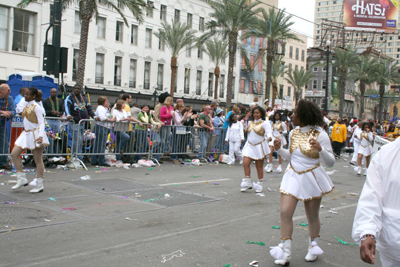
[253, 181, 263, 193]
[29, 178, 37, 187]
[11, 172, 28, 190]
[265, 163, 273, 173]
[305, 236, 324, 262]
[357, 166, 362, 175]
[364, 168, 368, 176]
[270, 239, 291, 266]
[240, 177, 252, 192]
[276, 165, 282, 173]
[29, 177, 44, 193]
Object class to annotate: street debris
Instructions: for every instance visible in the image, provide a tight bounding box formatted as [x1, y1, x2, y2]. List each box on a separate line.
[246, 241, 265, 246]
[213, 183, 219, 185]
[347, 192, 359, 196]
[62, 207, 76, 211]
[299, 223, 308, 226]
[164, 193, 170, 198]
[79, 175, 91, 180]
[255, 193, 265, 197]
[249, 260, 259, 266]
[272, 226, 280, 229]
[328, 208, 338, 214]
[44, 219, 51, 222]
[4, 202, 17, 204]
[334, 236, 358, 246]
[47, 197, 56, 201]
[161, 250, 185, 263]
[125, 217, 137, 221]
[267, 187, 276, 192]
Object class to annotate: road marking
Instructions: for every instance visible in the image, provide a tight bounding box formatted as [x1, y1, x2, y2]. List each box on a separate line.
[159, 178, 231, 186]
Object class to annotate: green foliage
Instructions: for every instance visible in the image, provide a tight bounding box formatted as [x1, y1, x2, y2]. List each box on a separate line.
[285, 68, 314, 103]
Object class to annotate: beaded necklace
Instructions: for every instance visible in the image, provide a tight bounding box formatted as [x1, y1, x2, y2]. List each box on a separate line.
[49, 97, 59, 112]
[0, 97, 9, 111]
[73, 94, 86, 111]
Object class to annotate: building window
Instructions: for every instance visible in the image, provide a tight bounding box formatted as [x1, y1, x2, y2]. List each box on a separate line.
[301, 50, 305, 62]
[187, 13, 192, 28]
[199, 17, 205, 32]
[289, 46, 293, 58]
[295, 48, 299, 60]
[322, 80, 326, 89]
[114, 56, 122, 86]
[157, 64, 163, 90]
[184, 68, 190, 93]
[186, 44, 191, 57]
[97, 17, 106, 39]
[251, 36, 256, 47]
[249, 80, 253, 94]
[322, 66, 326, 71]
[13, 9, 34, 54]
[95, 53, 104, 84]
[289, 63, 292, 73]
[72, 49, 79, 81]
[160, 5, 167, 21]
[219, 75, 225, 98]
[131, 25, 138, 45]
[196, 71, 202, 95]
[129, 59, 136, 88]
[295, 65, 298, 71]
[243, 37, 247, 45]
[258, 57, 263, 72]
[145, 28, 152, 48]
[174, 9, 180, 22]
[144, 62, 151, 89]
[313, 66, 318, 72]
[146, 1, 153, 17]
[240, 79, 245, 93]
[159, 38, 165, 50]
[208, 73, 213, 97]
[74, 11, 81, 33]
[260, 37, 264, 48]
[250, 54, 255, 66]
[288, 86, 291, 97]
[279, 85, 284, 98]
[0, 7, 8, 50]
[116, 21, 123, 41]
[313, 80, 317, 89]
[198, 48, 203, 59]
[257, 82, 262, 94]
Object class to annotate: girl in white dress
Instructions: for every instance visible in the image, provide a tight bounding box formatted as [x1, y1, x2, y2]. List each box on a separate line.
[269, 100, 335, 266]
[225, 114, 244, 165]
[241, 106, 272, 193]
[355, 122, 373, 176]
[266, 112, 287, 173]
[11, 87, 49, 193]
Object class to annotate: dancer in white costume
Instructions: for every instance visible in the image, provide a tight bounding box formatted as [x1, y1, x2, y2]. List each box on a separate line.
[225, 114, 244, 165]
[352, 137, 400, 267]
[269, 100, 335, 266]
[241, 106, 272, 193]
[350, 122, 362, 165]
[11, 87, 49, 193]
[354, 122, 373, 176]
[266, 112, 287, 173]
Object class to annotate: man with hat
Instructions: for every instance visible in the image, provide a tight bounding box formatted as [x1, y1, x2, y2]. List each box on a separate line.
[213, 108, 225, 150]
[263, 99, 269, 110]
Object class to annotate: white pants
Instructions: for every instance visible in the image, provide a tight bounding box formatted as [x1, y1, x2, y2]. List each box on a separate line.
[380, 252, 400, 267]
[229, 141, 242, 164]
[351, 141, 360, 162]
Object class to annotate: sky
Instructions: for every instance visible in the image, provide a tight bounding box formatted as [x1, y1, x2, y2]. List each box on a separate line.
[277, 0, 316, 47]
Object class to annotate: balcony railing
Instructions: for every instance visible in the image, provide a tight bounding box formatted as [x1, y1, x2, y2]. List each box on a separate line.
[184, 87, 189, 94]
[114, 78, 121, 86]
[196, 87, 201, 95]
[129, 80, 136, 88]
[157, 83, 163, 90]
[95, 76, 104, 84]
[144, 82, 150, 89]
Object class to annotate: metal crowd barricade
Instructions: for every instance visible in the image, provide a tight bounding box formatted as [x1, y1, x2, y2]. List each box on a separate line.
[202, 126, 226, 162]
[74, 119, 153, 168]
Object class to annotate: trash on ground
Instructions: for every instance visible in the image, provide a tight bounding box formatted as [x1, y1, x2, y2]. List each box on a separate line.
[246, 241, 266, 246]
[80, 175, 91, 180]
[44, 218, 51, 222]
[268, 187, 276, 192]
[190, 175, 201, 178]
[334, 236, 358, 246]
[7, 180, 17, 184]
[255, 193, 265, 197]
[101, 168, 109, 171]
[121, 196, 128, 199]
[213, 183, 219, 185]
[249, 260, 259, 266]
[223, 265, 231, 267]
[131, 164, 142, 168]
[272, 226, 280, 229]
[47, 197, 56, 201]
[4, 202, 17, 204]
[161, 250, 185, 263]
[125, 217, 137, 221]
[320, 205, 325, 208]
[299, 223, 308, 226]
[144, 198, 158, 202]
[164, 193, 170, 198]
[347, 192, 359, 196]
[326, 170, 337, 175]
[62, 207, 76, 211]
[328, 208, 338, 214]
[147, 168, 153, 170]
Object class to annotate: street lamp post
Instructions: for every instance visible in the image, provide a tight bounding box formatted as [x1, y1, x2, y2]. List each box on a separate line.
[152, 87, 158, 108]
[325, 40, 330, 113]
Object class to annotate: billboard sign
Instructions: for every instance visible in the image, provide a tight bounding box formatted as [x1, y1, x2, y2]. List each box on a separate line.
[343, 0, 399, 33]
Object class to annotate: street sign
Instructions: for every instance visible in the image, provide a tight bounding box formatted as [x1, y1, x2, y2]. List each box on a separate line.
[369, 95, 379, 98]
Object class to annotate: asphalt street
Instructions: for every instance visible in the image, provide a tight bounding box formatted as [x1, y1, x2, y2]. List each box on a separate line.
[0, 156, 381, 267]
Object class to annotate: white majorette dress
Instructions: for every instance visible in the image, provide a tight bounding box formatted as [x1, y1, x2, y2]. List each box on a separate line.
[242, 119, 273, 160]
[268, 121, 287, 147]
[277, 126, 335, 201]
[14, 101, 49, 150]
[357, 131, 373, 157]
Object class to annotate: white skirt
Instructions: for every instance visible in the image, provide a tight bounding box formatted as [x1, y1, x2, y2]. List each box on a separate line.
[242, 139, 271, 160]
[280, 164, 334, 201]
[269, 135, 287, 147]
[358, 144, 372, 157]
[14, 129, 50, 150]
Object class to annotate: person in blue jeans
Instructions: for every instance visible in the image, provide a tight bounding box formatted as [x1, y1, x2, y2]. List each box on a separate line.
[197, 105, 214, 158]
[91, 96, 115, 166]
[0, 84, 15, 170]
[213, 108, 224, 151]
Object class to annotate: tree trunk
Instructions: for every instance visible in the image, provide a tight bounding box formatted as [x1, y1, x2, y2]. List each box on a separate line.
[170, 56, 178, 97]
[339, 69, 346, 118]
[76, 3, 95, 94]
[378, 83, 385, 121]
[226, 34, 237, 109]
[214, 66, 220, 100]
[358, 81, 365, 119]
[265, 39, 275, 102]
[295, 89, 299, 107]
[271, 81, 277, 106]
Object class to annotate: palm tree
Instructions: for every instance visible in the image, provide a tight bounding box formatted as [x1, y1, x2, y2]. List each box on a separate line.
[285, 68, 314, 106]
[246, 8, 302, 103]
[374, 61, 400, 121]
[348, 54, 379, 119]
[19, 0, 148, 92]
[203, 0, 262, 108]
[154, 21, 198, 97]
[203, 38, 228, 99]
[269, 59, 287, 106]
[331, 46, 358, 118]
